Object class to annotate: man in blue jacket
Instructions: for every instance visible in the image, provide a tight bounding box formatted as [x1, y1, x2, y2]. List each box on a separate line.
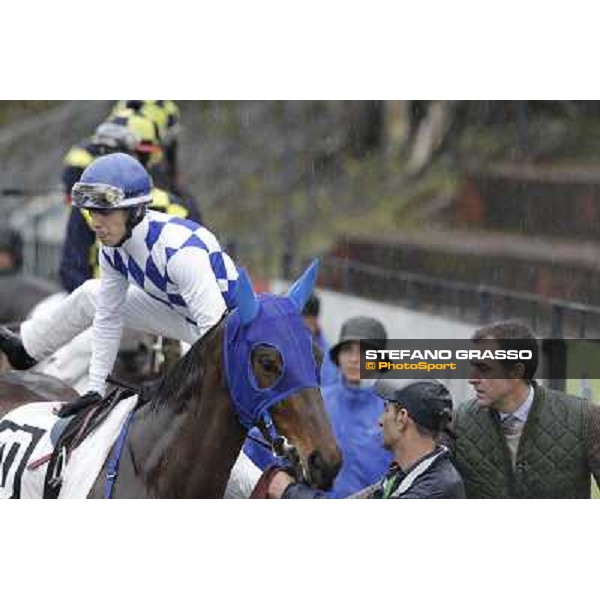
[267, 379, 465, 499]
[319, 316, 392, 497]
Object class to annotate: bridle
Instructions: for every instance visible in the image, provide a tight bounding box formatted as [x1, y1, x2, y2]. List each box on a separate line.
[252, 411, 309, 484]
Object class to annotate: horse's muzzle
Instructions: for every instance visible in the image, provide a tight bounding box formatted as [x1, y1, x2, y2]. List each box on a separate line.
[307, 448, 342, 491]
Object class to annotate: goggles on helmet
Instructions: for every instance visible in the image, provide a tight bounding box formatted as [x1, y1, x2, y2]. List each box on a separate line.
[72, 182, 151, 209]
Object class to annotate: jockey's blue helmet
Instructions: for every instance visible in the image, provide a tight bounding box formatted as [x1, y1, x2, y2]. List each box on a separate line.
[71, 152, 153, 210]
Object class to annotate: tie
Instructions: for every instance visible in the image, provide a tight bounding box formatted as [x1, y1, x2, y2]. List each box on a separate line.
[501, 414, 522, 436]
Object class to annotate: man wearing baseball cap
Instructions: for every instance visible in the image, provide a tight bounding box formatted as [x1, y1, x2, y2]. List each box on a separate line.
[267, 379, 465, 499]
[366, 379, 465, 498]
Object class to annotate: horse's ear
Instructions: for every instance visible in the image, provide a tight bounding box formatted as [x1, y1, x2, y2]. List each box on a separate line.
[235, 268, 259, 325]
[287, 258, 319, 313]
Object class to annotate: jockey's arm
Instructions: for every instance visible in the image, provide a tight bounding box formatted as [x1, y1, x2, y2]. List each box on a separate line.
[167, 247, 227, 335]
[87, 250, 129, 396]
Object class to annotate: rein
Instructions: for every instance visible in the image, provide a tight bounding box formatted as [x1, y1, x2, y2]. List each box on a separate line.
[104, 410, 135, 498]
[106, 374, 139, 393]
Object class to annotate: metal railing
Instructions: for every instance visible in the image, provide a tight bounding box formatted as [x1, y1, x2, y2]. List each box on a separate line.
[7, 191, 67, 282]
[317, 255, 600, 339]
[21, 239, 62, 281]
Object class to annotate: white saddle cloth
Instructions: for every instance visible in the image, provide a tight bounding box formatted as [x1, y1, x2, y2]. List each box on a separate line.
[0, 396, 137, 499]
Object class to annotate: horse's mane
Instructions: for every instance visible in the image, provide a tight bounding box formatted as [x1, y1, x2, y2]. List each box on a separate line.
[141, 313, 227, 413]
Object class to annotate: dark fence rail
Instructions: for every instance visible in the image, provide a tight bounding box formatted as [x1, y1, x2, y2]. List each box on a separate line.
[317, 256, 600, 340]
[21, 240, 62, 282]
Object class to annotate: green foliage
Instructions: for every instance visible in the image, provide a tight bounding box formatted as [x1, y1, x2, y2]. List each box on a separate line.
[0, 100, 60, 126]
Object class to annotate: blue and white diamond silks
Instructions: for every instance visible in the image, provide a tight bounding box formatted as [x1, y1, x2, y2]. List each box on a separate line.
[101, 210, 238, 324]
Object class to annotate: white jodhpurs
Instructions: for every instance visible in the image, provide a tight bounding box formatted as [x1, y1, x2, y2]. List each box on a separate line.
[21, 280, 201, 361]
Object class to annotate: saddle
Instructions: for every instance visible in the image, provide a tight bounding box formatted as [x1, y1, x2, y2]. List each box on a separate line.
[40, 386, 138, 498]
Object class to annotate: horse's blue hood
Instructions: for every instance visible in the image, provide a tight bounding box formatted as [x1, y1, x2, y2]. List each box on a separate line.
[224, 294, 320, 429]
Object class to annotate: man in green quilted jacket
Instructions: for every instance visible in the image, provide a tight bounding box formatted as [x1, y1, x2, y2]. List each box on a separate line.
[451, 320, 600, 498]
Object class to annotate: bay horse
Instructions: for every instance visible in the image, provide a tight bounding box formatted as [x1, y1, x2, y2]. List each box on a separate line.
[0, 260, 342, 498]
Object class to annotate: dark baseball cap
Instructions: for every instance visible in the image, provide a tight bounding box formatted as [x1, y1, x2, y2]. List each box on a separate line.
[374, 379, 453, 432]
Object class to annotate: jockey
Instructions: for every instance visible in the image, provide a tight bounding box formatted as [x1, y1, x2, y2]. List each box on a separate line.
[60, 108, 202, 293]
[111, 101, 181, 192]
[0, 153, 238, 417]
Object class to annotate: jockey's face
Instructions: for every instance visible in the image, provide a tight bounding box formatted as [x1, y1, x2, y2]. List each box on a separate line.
[87, 209, 128, 247]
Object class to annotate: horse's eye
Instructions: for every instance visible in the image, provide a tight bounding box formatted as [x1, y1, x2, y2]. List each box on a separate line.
[260, 358, 280, 374]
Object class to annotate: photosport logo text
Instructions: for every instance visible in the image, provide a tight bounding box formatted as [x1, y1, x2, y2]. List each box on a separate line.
[359, 340, 536, 380]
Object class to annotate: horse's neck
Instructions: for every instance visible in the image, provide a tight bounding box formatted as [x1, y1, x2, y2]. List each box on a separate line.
[125, 334, 246, 498]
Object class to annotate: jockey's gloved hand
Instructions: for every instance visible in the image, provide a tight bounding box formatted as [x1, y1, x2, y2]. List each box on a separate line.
[56, 391, 103, 418]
